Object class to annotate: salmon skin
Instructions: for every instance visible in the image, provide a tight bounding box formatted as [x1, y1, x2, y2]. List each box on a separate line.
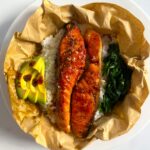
[57, 22, 86, 133]
[71, 30, 102, 137]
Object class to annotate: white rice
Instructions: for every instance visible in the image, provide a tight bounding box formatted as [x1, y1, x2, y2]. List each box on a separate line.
[41, 29, 65, 105]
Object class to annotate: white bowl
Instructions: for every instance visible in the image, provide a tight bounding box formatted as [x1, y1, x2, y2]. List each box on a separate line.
[0, 0, 150, 150]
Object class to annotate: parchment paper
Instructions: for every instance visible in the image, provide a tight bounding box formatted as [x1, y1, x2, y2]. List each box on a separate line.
[4, 0, 150, 149]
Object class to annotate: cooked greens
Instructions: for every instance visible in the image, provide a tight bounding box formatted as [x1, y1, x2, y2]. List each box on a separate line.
[99, 43, 132, 113]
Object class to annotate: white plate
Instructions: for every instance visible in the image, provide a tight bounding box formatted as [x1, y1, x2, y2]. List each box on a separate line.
[0, 0, 150, 150]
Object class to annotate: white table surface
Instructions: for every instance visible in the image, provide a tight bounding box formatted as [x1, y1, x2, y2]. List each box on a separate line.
[0, 0, 150, 150]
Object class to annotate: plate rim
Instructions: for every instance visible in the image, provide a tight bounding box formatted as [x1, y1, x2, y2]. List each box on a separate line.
[0, 0, 150, 150]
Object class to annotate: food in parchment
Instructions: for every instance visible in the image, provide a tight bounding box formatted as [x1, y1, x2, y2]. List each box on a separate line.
[4, 1, 150, 149]
[13, 22, 132, 138]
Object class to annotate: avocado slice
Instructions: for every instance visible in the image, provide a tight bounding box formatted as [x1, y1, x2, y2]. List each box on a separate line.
[15, 62, 32, 99]
[21, 67, 33, 90]
[32, 56, 45, 76]
[30, 57, 46, 104]
[16, 87, 29, 100]
[37, 90, 47, 105]
[29, 71, 38, 93]
[36, 74, 45, 93]
[28, 91, 38, 103]
[15, 56, 47, 105]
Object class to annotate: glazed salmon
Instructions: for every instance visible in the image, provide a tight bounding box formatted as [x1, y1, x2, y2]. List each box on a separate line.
[57, 22, 86, 133]
[71, 30, 102, 137]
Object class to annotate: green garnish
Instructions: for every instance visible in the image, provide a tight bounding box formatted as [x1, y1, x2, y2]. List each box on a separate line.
[99, 43, 132, 113]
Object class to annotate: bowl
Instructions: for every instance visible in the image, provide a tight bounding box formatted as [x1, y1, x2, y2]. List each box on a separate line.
[0, 0, 150, 149]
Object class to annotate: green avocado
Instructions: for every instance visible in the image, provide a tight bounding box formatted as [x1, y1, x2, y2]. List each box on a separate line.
[16, 87, 29, 100]
[37, 91, 47, 105]
[20, 63, 33, 90]
[15, 56, 47, 104]
[28, 91, 38, 103]
[15, 62, 31, 99]
[32, 56, 45, 75]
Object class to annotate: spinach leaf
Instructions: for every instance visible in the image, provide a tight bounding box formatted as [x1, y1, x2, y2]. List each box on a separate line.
[99, 43, 132, 113]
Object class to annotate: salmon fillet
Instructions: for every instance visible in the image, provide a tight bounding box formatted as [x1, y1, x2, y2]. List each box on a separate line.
[57, 22, 86, 133]
[71, 30, 102, 137]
